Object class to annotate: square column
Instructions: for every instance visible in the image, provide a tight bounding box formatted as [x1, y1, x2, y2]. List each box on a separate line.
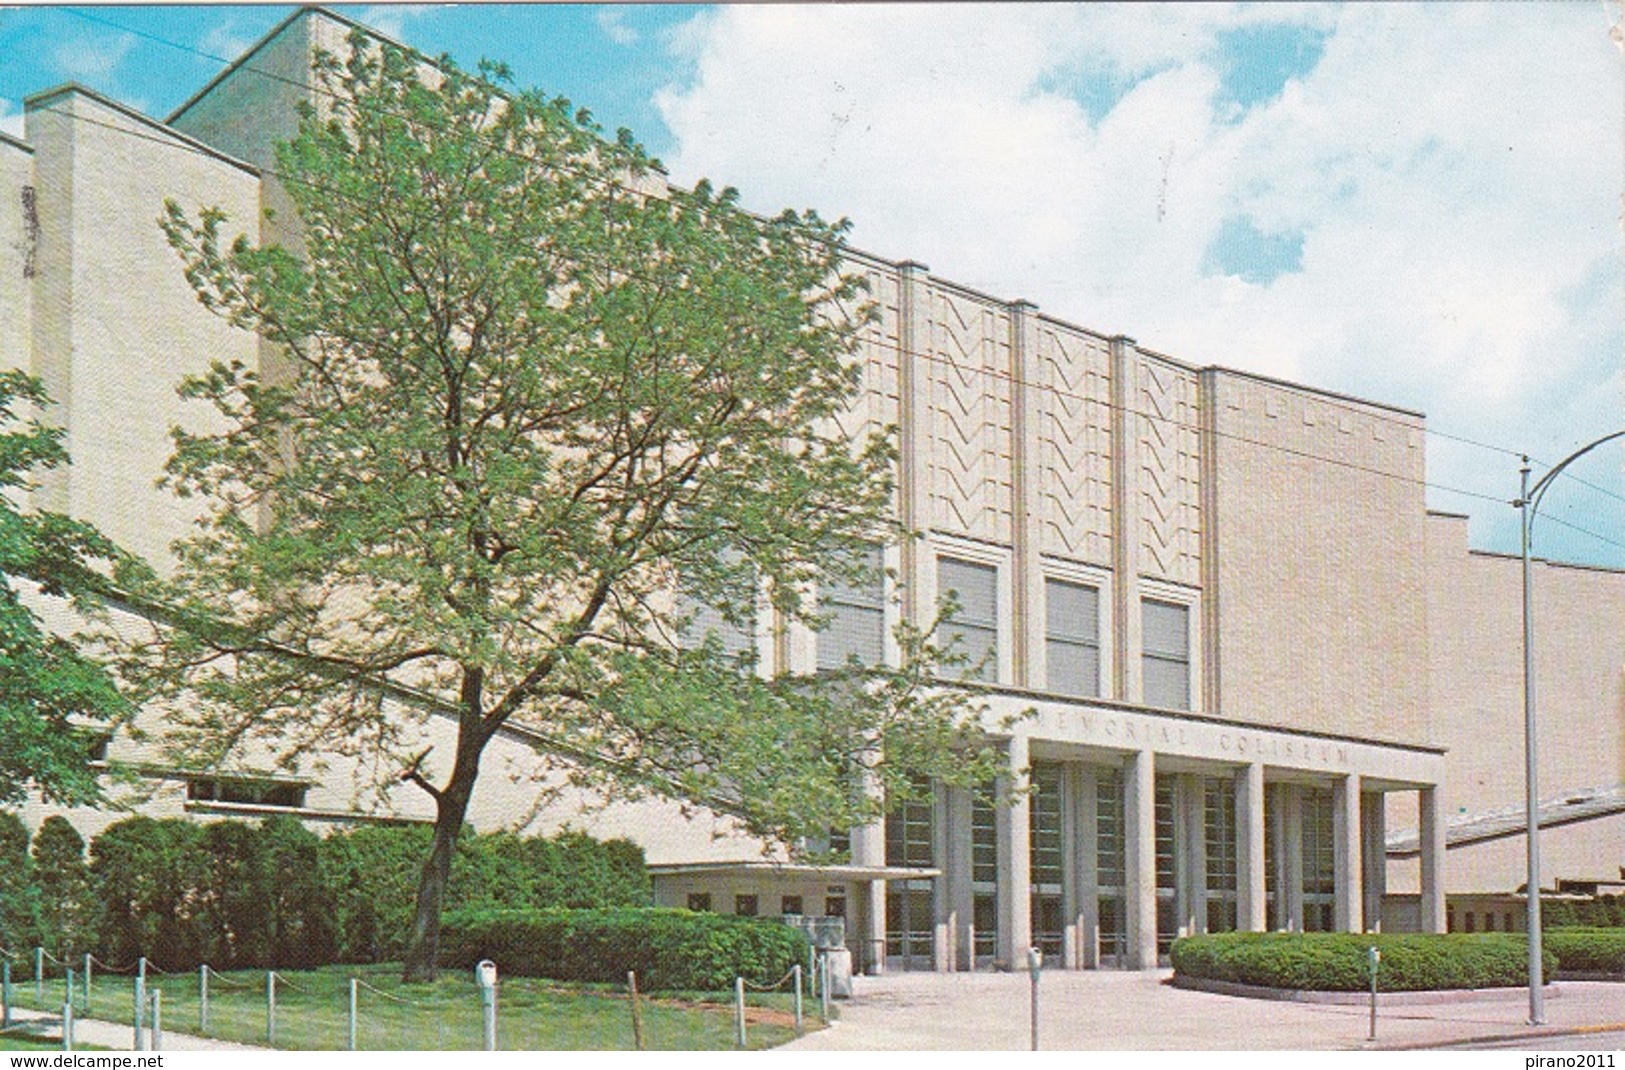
[1124, 749, 1159, 969]
[1419, 786, 1446, 933]
[849, 817, 887, 972]
[1278, 783, 1305, 931]
[932, 786, 953, 971]
[1236, 763, 1267, 931]
[1177, 774, 1208, 936]
[1074, 766, 1101, 968]
[1333, 773, 1363, 932]
[1059, 765, 1080, 969]
[996, 735, 1033, 967]
[1361, 792, 1387, 932]
[946, 785, 975, 971]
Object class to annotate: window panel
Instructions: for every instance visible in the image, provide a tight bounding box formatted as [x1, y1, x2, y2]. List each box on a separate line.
[677, 552, 756, 659]
[1045, 577, 1100, 697]
[938, 558, 999, 682]
[1141, 599, 1190, 710]
[818, 544, 886, 670]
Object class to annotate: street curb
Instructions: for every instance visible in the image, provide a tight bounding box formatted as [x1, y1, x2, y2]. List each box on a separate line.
[1373, 1021, 1625, 1051]
[1171, 974, 1564, 1006]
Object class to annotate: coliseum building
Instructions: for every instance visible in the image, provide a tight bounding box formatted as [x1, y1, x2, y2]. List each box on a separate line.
[2, 8, 1621, 973]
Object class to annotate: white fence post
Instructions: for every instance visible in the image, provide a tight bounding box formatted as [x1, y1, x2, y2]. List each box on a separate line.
[266, 971, 277, 1047]
[793, 964, 803, 1034]
[60, 1001, 73, 1052]
[734, 976, 747, 1049]
[132, 973, 145, 1051]
[150, 988, 162, 1051]
[348, 977, 358, 1051]
[199, 965, 209, 1034]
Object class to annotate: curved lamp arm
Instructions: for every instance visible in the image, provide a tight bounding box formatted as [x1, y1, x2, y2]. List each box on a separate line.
[1523, 429, 1625, 522]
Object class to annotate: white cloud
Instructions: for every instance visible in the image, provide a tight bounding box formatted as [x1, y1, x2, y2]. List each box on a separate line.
[597, 8, 638, 47]
[197, 21, 253, 63]
[53, 31, 135, 82]
[655, 3, 1625, 561]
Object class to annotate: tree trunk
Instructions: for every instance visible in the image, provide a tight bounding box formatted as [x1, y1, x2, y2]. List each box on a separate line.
[402, 691, 493, 982]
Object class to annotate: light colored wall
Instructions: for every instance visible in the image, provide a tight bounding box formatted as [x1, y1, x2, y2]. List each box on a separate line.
[23, 88, 261, 571]
[0, 137, 34, 379]
[1203, 369, 1429, 743]
[1424, 511, 1625, 891]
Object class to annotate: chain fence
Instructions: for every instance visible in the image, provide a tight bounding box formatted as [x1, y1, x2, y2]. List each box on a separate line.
[0, 942, 828, 1051]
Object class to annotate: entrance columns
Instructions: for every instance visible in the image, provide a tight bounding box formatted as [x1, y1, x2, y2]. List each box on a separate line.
[1177, 774, 1208, 936]
[1279, 783, 1305, 931]
[1124, 749, 1159, 969]
[849, 816, 887, 972]
[1237, 763, 1267, 931]
[1419, 786, 1447, 934]
[997, 735, 1033, 968]
[1075, 766, 1101, 968]
[1333, 773, 1363, 932]
[1361, 792, 1387, 932]
[945, 785, 975, 971]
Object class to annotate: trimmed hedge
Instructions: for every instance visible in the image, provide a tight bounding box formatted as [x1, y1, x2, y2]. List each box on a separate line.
[1544, 895, 1625, 929]
[439, 907, 811, 991]
[1170, 932, 1555, 992]
[1545, 928, 1625, 974]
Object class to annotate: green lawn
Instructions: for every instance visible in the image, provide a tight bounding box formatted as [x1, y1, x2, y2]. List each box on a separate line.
[6, 964, 817, 1050]
[0, 1027, 106, 1051]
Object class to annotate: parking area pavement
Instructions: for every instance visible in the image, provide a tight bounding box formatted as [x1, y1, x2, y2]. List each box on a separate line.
[782, 970, 1625, 1051]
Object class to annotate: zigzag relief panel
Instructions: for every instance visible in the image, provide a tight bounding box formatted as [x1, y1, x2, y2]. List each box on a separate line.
[1037, 325, 1113, 565]
[927, 286, 1012, 544]
[1138, 357, 1201, 586]
[823, 266, 901, 463]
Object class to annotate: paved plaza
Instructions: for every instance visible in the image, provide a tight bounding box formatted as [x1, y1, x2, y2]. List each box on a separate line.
[782, 970, 1625, 1051]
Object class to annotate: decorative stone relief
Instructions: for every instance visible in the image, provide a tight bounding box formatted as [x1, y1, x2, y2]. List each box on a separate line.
[1138, 357, 1201, 585]
[827, 265, 901, 454]
[928, 285, 1012, 544]
[1037, 324, 1113, 565]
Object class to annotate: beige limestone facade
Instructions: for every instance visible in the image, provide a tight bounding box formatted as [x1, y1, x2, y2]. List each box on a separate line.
[1, 7, 1619, 973]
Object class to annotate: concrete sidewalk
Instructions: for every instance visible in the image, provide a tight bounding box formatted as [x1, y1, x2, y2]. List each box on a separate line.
[781, 970, 1625, 1050]
[4, 1006, 266, 1051]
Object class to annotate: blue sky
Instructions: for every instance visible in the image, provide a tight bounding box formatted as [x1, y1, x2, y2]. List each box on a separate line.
[2, 4, 1621, 566]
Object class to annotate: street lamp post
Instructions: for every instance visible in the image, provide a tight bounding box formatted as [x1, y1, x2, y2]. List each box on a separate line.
[1515, 429, 1625, 1026]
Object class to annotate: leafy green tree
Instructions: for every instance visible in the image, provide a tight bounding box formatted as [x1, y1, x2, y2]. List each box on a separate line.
[0, 371, 130, 807]
[145, 34, 1003, 980]
[29, 816, 95, 957]
[89, 816, 209, 968]
[0, 811, 35, 947]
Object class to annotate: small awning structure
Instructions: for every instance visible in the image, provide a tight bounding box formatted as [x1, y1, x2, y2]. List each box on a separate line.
[1387, 783, 1625, 856]
[648, 861, 940, 881]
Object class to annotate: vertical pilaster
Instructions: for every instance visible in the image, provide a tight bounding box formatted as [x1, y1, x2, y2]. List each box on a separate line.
[997, 735, 1033, 967]
[932, 786, 952, 971]
[1361, 792, 1387, 933]
[1109, 336, 1142, 703]
[1197, 369, 1222, 715]
[1419, 786, 1446, 934]
[1076, 766, 1100, 968]
[1059, 765, 1079, 969]
[1237, 763, 1267, 931]
[946, 785, 975, 972]
[1334, 773, 1363, 932]
[1124, 749, 1158, 969]
[1009, 300, 1043, 690]
[1280, 784, 1305, 932]
[897, 261, 933, 625]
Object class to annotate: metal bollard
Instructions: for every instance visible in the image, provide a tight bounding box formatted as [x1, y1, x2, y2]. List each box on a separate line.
[733, 976, 746, 1049]
[1027, 946, 1043, 1051]
[792, 964, 803, 1034]
[348, 977, 358, 1051]
[199, 965, 209, 1034]
[64, 967, 73, 1012]
[61, 1001, 73, 1051]
[83, 954, 92, 1015]
[627, 970, 644, 1050]
[1368, 946, 1381, 1041]
[2, 959, 11, 1029]
[266, 971, 277, 1047]
[476, 959, 497, 1052]
[133, 973, 145, 1051]
[34, 947, 42, 1004]
[150, 988, 162, 1051]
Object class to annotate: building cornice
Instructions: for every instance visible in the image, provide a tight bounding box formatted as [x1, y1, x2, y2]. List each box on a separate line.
[26, 82, 260, 177]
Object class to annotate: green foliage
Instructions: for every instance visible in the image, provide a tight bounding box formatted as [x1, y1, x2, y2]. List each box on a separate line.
[29, 816, 95, 956]
[1543, 895, 1625, 929]
[0, 371, 131, 808]
[0, 811, 34, 946]
[316, 824, 434, 964]
[439, 907, 809, 991]
[90, 816, 210, 968]
[1543, 928, 1625, 974]
[1170, 931, 1554, 991]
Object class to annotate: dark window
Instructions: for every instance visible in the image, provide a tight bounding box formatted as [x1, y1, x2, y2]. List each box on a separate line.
[734, 894, 759, 917]
[824, 894, 846, 919]
[687, 893, 712, 912]
[1464, 911, 1476, 933]
[186, 778, 306, 809]
[780, 895, 804, 916]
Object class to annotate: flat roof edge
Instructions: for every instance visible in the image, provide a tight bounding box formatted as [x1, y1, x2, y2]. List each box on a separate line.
[1204, 364, 1428, 420]
[26, 82, 260, 177]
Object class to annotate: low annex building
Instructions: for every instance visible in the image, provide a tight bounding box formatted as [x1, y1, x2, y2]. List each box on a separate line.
[2, 7, 1621, 974]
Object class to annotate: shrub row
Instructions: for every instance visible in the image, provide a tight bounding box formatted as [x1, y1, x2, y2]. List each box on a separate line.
[0, 811, 648, 970]
[1544, 895, 1625, 929]
[1543, 928, 1625, 974]
[1169, 932, 1556, 992]
[439, 907, 810, 991]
